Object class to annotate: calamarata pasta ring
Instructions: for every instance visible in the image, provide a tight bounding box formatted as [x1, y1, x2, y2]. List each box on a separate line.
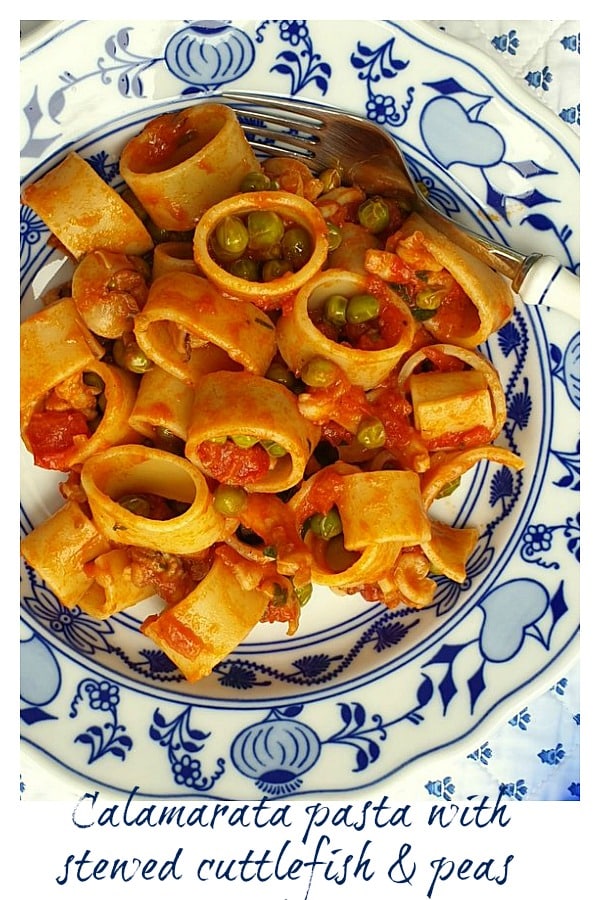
[193, 190, 330, 309]
[276, 267, 416, 390]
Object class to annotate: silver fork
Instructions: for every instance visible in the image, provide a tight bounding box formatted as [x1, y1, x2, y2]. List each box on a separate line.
[220, 91, 579, 320]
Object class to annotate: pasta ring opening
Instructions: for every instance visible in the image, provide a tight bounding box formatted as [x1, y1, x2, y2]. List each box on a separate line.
[193, 190, 329, 308]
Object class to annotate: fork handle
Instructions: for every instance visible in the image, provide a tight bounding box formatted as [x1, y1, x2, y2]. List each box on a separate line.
[515, 255, 580, 320]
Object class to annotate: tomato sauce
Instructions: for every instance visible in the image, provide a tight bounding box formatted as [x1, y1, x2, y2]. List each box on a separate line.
[26, 409, 90, 470]
[196, 440, 271, 486]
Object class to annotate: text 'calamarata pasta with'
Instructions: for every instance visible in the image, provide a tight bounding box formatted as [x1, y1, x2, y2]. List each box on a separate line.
[20, 102, 523, 682]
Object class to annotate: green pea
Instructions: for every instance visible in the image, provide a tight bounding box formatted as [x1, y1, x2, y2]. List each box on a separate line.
[294, 581, 313, 606]
[325, 533, 360, 573]
[82, 371, 105, 391]
[411, 306, 437, 322]
[346, 293, 380, 324]
[247, 210, 285, 251]
[358, 197, 390, 234]
[239, 171, 272, 192]
[437, 476, 461, 499]
[113, 337, 154, 374]
[415, 287, 443, 310]
[153, 426, 184, 455]
[281, 225, 312, 269]
[262, 259, 293, 282]
[213, 484, 247, 516]
[271, 582, 287, 604]
[356, 416, 386, 449]
[229, 257, 261, 281]
[118, 494, 152, 517]
[323, 294, 348, 326]
[326, 221, 343, 252]
[230, 434, 259, 448]
[265, 361, 297, 390]
[301, 357, 338, 388]
[212, 215, 249, 259]
[319, 167, 342, 191]
[262, 440, 287, 458]
[310, 507, 343, 540]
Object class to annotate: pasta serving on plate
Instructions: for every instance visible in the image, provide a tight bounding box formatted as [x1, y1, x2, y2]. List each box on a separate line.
[20, 101, 523, 682]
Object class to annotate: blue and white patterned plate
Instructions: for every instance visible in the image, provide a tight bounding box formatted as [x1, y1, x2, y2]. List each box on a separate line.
[20, 20, 580, 799]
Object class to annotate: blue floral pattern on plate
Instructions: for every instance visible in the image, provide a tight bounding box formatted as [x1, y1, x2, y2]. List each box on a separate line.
[20, 20, 579, 799]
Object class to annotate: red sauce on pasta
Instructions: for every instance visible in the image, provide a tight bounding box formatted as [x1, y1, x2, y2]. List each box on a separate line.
[196, 439, 271, 485]
[26, 409, 90, 470]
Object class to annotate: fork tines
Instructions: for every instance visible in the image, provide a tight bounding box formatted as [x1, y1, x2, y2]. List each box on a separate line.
[219, 91, 325, 164]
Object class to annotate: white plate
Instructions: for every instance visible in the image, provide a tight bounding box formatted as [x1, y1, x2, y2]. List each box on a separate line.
[20, 19, 580, 799]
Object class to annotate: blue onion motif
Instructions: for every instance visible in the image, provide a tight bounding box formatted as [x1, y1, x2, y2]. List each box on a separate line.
[164, 21, 255, 89]
[230, 706, 321, 796]
[70, 677, 133, 763]
[350, 39, 412, 126]
[86, 150, 120, 185]
[149, 706, 226, 792]
[551, 333, 580, 411]
[20, 628, 61, 725]
[256, 20, 331, 95]
[521, 514, 580, 567]
[137, 648, 179, 676]
[480, 579, 550, 662]
[20, 204, 48, 270]
[423, 579, 568, 715]
[21, 565, 115, 656]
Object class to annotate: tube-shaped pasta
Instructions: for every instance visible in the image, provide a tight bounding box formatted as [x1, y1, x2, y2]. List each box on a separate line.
[421, 519, 479, 585]
[21, 151, 154, 259]
[20, 501, 111, 608]
[376, 547, 437, 609]
[397, 343, 507, 447]
[333, 470, 431, 550]
[193, 190, 329, 309]
[71, 249, 150, 339]
[80, 444, 234, 554]
[134, 271, 276, 384]
[420, 445, 525, 509]
[366, 212, 513, 348]
[152, 241, 198, 280]
[79, 548, 154, 619]
[141, 553, 270, 682]
[289, 463, 405, 589]
[21, 359, 142, 471]
[185, 370, 321, 493]
[20, 298, 104, 412]
[276, 268, 415, 390]
[119, 103, 259, 231]
[128, 366, 195, 444]
[417, 446, 523, 583]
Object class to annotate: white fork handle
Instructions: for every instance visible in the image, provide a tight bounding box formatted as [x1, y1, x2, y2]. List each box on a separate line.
[518, 256, 580, 320]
